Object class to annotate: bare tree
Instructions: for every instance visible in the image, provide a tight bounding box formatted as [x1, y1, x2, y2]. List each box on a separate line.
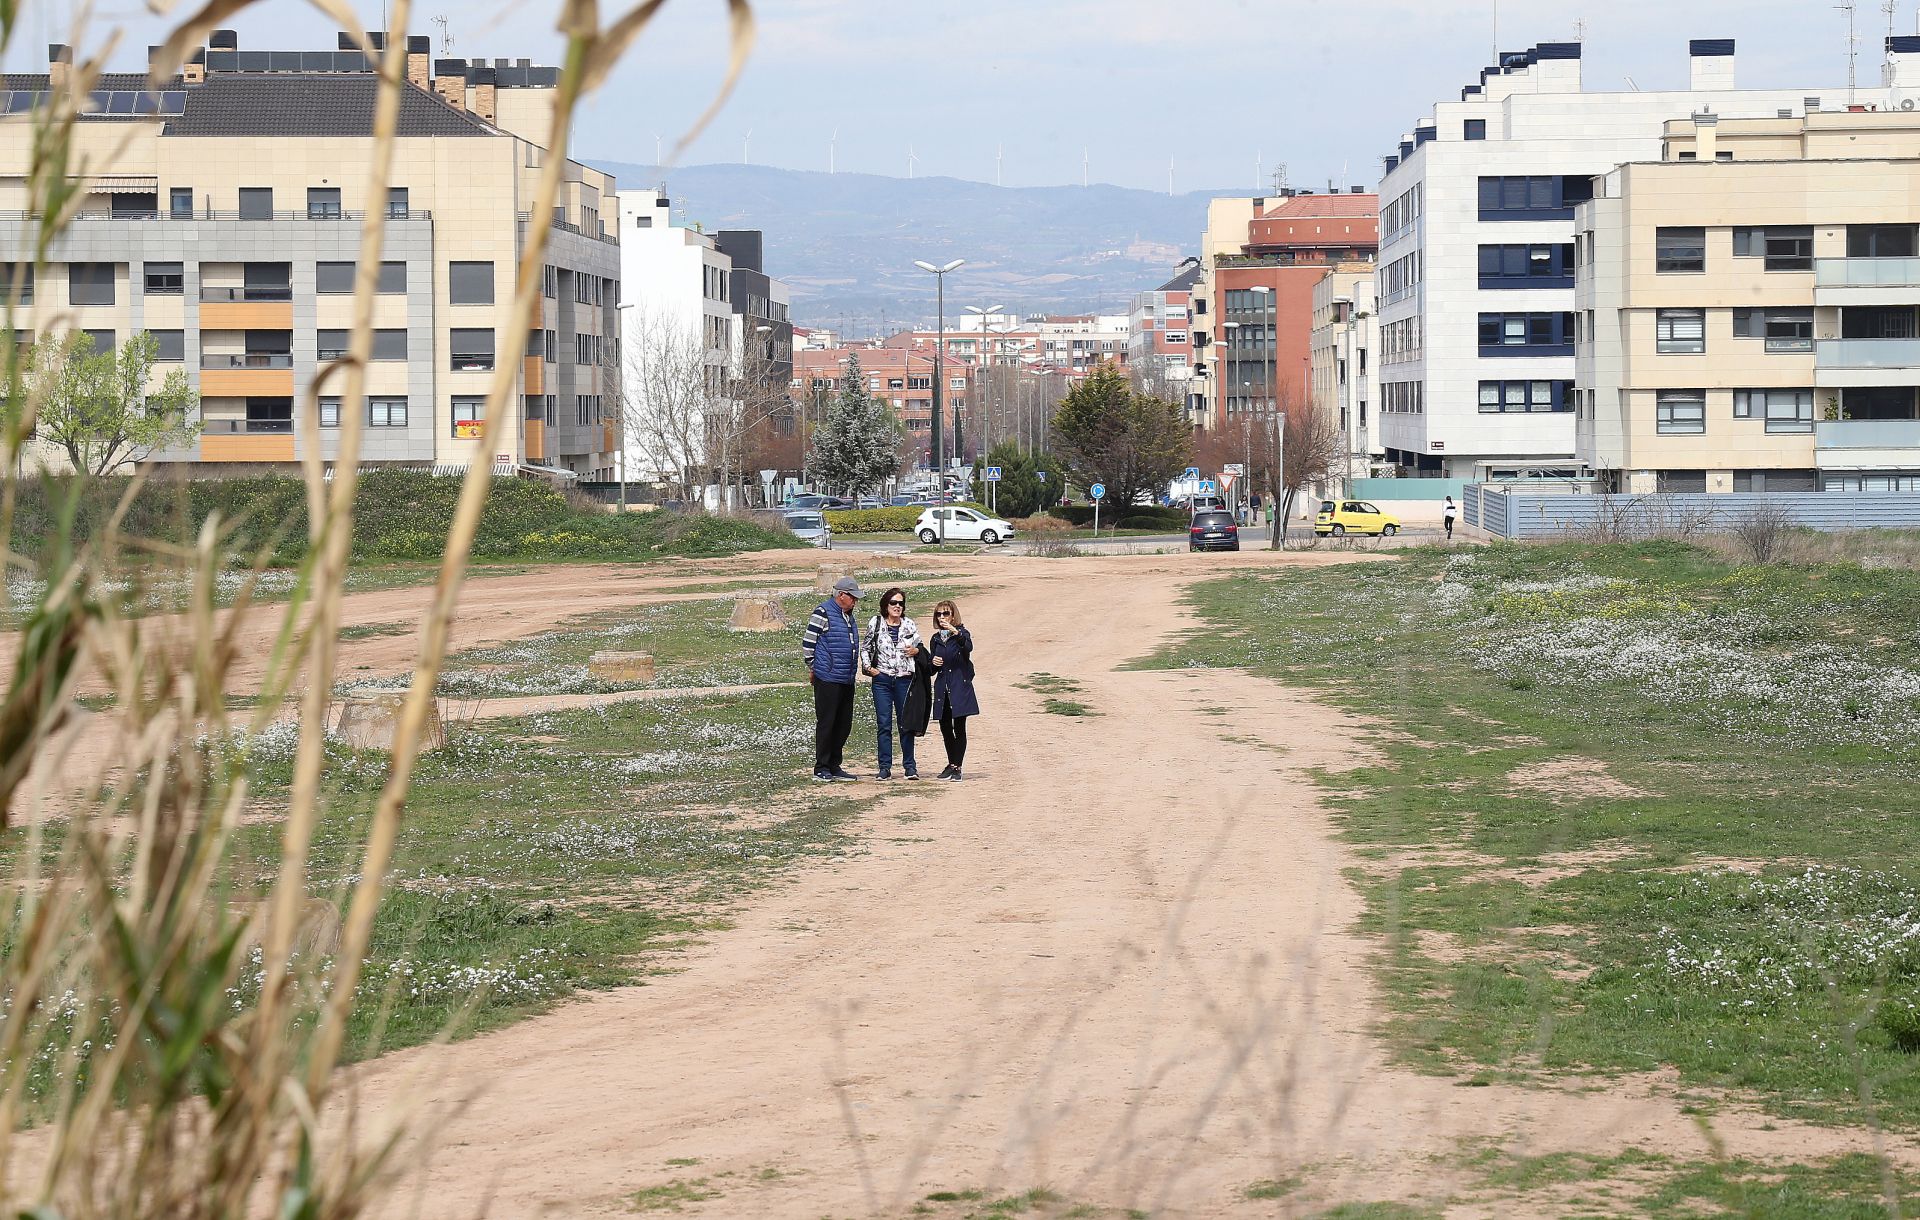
[619, 307, 721, 503]
[1253, 384, 1345, 550]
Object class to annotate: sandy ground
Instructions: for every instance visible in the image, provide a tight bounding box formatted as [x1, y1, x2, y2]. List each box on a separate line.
[309, 549, 1920, 1219]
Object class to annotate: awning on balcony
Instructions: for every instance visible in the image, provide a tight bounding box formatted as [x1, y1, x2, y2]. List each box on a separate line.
[71, 173, 158, 193]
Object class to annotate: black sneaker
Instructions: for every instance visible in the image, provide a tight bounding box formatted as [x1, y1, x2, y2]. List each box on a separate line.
[904, 768, 919, 780]
[828, 769, 859, 782]
[879, 769, 893, 780]
[812, 770, 832, 782]
[936, 765, 956, 779]
[944, 768, 963, 782]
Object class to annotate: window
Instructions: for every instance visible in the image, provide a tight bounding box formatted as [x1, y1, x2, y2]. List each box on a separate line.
[373, 329, 406, 361]
[1475, 243, 1575, 288]
[238, 187, 272, 220]
[0, 265, 32, 305]
[1656, 309, 1706, 354]
[316, 262, 354, 294]
[1656, 390, 1707, 434]
[169, 187, 194, 219]
[367, 397, 408, 427]
[541, 265, 558, 298]
[68, 263, 115, 306]
[1734, 388, 1815, 433]
[245, 399, 293, 433]
[81, 329, 115, 355]
[1847, 224, 1918, 258]
[1476, 380, 1571, 413]
[449, 261, 494, 304]
[306, 187, 341, 219]
[1476, 174, 1589, 220]
[378, 262, 406, 295]
[950, 376, 966, 390]
[317, 329, 348, 361]
[1733, 308, 1814, 351]
[386, 188, 409, 219]
[318, 397, 341, 427]
[1464, 118, 1486, 140]
[1656, 228, 1706, 273]
[451, 328, 494, 371]
[1477, 312, 1574, 354]
[150, 329, 185, 362]
[138, 262, 182, 296]
[1733, 226, 1813, 271]
[243, 263, 291, 300]
[451, 397, 485, 437]
[1166, 331, 1188, 344]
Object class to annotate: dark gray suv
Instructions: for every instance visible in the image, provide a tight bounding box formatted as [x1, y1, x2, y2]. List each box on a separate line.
[1188, 510, 1240, 552]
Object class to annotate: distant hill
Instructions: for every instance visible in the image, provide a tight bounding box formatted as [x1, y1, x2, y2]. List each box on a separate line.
[588, 161, 1236, 332]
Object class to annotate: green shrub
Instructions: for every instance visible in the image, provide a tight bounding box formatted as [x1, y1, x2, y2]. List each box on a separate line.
[1051, 503, 1184, 529]
[1879, 999, 1920, 1053]
[1118, 515, 1180, 531]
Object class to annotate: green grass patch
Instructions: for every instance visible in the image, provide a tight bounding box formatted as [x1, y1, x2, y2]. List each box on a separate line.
[1142, 540, 1920, 1128]
[629, 1177, 722, 1211]
[339, 620, 413, 641]
[1041, 699, 1093, 717]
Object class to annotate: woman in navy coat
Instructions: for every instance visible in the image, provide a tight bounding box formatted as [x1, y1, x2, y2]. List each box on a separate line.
[927, 598, 978, 781]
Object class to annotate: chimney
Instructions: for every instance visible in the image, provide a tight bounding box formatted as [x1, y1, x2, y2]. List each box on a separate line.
[434, 59, 466, 109]
[1689, 38, 1735, 91]
[407, 35, 430, 89]
[47, 44, 72, 93]
[1889, 36, 1920, 90]
[1691, 110, 1719, 161]
[183, 47, 206, 85]
[471, 64, 497, 124]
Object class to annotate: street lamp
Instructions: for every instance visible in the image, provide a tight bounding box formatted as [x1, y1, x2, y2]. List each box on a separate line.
[914, 258, 966, 541]
[965, 303, 1005, 458]
[615, 301, 635, 515]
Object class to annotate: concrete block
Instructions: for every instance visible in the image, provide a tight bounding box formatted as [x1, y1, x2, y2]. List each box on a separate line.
[814, 562, 853, 593]
[333, 692, 444, 752]
[728, 595, 789, 633]
[588, 650, 656, 682]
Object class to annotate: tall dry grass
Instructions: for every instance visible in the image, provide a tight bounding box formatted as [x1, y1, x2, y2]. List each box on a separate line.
[0, 2, 752, 1214]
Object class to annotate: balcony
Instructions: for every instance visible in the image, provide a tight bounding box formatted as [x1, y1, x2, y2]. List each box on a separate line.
[1814, 418, 1920, 469]
[31, 209, 433, 223]
[1814, 258, 1920, 306]
[1814, 338, 1920, 386]
[202, 353, 292, 369]
[199, 289, 293, 330]
[200, 354, 294, 397]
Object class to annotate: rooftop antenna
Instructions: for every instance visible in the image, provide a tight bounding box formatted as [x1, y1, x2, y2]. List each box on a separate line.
[1492, 0, 1499, 65]
[1624, 75, 1641, 91]
[1838, 1, 1858, 105]
[1271, 162, 1289, 195]
[431, 13, 453, 54]
[1885, 0, 1899, 85]
[1573, 16, 1587, 42]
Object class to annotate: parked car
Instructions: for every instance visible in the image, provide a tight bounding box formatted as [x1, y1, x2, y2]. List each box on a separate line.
[1186, 494, 1227, 515]
[783, 510, 832, 548]
[1313, 500, 1401, 537]
[886, 494, 919, 507]
[854, 497, 883, 510]
[1187, 509, 1240, 552]
[915, 506, 1016, 545]
[787, 493, 833, 510]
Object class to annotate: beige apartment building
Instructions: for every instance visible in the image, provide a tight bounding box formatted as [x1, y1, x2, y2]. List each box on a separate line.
[1576, 94, 1920, 493]
[0, 32, 620, 477]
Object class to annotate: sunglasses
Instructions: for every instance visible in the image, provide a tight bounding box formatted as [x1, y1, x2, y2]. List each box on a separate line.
[885, 599, 905, 607]
[934, 611, 952, 618]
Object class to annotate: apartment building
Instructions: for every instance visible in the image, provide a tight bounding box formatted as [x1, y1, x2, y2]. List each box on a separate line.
[1577, 64, 1920, 494]
[890, 313, 1129, 380]
[1127, 259, 1202, 408]
[790, 343, 969, 465]
[1309, 269, 1382, 479]
[1, 32, 620, 476]
[1374, 37, 1901, 482]
[1190, 190, 1377, 430]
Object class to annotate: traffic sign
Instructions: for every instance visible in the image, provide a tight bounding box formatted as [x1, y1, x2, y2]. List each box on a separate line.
[1199, 479, 1216, 495]
[985, 466, 1002, 482]
[1090, 482, 1106, 501]
[1223, 463, 1245, 476]
[1219, 472, 1237, 492]
[1037, 470, 1047, 481]
[1184, 466, 1200, 481]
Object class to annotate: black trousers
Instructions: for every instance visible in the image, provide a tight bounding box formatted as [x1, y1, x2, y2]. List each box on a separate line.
[813, 680, 856, 773]
[939, 715, 969, 767]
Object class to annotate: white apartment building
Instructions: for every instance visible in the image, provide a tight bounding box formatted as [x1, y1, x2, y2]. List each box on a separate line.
[1310, 271, 1382, 479]
[1375, 36, 1902, 481]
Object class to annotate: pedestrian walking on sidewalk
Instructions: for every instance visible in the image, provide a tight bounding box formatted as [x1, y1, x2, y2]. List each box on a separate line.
[802, 575, 865, 781]
[928, 599, 978, 782]
[1443, 495, 1458, 542]
[862, 586, 923, 780]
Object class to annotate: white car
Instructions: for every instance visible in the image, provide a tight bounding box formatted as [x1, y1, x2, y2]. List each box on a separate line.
[916, 507, 1016, 545]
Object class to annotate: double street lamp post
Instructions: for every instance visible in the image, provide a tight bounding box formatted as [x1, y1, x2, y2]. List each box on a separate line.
[914, 257, 966, 542]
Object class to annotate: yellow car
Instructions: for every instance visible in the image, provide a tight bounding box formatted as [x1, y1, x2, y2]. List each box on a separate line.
[1314, 499, 1401, 537]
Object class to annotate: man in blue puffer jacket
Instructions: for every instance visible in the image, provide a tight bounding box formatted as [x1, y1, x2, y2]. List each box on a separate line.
[801, 575, 865, 780]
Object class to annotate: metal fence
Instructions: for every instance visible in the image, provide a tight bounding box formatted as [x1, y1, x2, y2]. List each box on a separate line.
[1465, 486, 1920, 539]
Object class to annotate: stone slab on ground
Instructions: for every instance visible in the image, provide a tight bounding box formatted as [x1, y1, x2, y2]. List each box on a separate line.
[587, 650, 656, 682]
[728, 595, 789, 633]
[334, 692, 445, 752]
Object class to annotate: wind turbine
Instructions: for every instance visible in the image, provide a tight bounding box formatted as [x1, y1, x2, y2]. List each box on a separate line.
[652, 132, 662, 167]
[908, 143, 918, 179]
[742, 128, 752, 165]
[829, 127, 838, 175]
[1256, 150, 1263, 192]
[1082, 147, 1089, 187]
[1168, 155, 1175, 198]
[996, 143, 1003, 187]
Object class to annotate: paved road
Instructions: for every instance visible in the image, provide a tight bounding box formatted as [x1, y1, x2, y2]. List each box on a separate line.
[831, 521, 1451, 555]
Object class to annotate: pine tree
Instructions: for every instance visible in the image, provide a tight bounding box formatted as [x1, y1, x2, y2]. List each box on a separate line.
[809, 353, 902, 496]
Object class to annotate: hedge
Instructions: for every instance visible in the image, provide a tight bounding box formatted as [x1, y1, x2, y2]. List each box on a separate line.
[1049, 504, 1187, 530]
[823, 502, 990, 534]
[7, 471, 805, 567]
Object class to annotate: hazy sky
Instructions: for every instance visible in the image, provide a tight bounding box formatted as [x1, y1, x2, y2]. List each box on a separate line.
[27, 0, 1899, 192]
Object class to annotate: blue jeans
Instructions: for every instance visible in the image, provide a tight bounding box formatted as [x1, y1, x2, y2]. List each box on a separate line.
[872, 673, 916, 774]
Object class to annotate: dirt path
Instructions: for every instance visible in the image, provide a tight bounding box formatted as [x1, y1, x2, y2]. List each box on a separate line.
[339, 552, 1915, 1218]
